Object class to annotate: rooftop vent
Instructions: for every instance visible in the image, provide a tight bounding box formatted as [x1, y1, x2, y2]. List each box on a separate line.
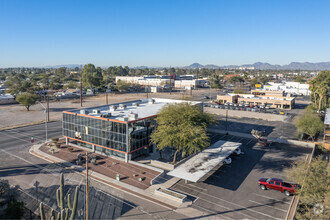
[132, 102, 139, 107]
[100, 113, 111, 118]
[109, 105, 117, 111]
[92, 109, 101, 114]
[148, 99, 155, 104]
[80, 110, 89, 115]
[119, 104, 127, 109]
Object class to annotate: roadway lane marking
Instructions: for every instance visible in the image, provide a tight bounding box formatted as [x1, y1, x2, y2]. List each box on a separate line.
[248, 200, 288, 212]
[253, 193, 291, 205]
[0, 132, 32, 143]
[184, 183, 207, 191]
[2, 128, 62, 141]
[0, 149, 63, 177]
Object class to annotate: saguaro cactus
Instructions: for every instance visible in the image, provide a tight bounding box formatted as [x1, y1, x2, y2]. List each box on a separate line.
[40, 202, 45, 220]
[67, 186, 79, 220]
[40, 173, 79, 220]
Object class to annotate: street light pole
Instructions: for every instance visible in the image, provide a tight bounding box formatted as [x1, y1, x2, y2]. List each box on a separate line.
[37, 101, 48, 142]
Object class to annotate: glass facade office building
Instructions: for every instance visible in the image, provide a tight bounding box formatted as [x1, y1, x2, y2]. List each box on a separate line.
[62, 99, 201, 161]
[63, 112, 156, 160]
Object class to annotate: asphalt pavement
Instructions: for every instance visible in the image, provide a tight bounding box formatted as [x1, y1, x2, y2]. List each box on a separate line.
[0, 121, 186, 219]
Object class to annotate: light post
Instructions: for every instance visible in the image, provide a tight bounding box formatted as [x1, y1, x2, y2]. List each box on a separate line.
[37, 101, 48, 142]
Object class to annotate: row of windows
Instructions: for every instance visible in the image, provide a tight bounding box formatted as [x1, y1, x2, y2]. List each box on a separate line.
[63, 114, 127, 134]
[63, 129, 127, 152]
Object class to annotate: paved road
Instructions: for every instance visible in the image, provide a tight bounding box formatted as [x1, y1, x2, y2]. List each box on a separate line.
[0, 122, 186, 219]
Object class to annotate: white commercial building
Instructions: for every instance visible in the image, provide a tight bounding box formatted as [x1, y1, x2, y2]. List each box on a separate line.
[116, 76, 173, 86]
[263, 82, 311, 96]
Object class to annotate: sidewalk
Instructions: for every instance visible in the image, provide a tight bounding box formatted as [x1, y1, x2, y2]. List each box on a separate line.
[29, 143, 206, 218]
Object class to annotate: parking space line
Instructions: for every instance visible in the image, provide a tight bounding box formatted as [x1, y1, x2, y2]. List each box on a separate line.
[184, 183, 208, 191]
[228, 136, 235, 141]
[246, 139, 253, 145]
[263, 172, 287, 177]
[172, 183, 281, 220]
[248, 200, 288, 212]
[193, 204, 233, 220]
[253, 193, 291, 205]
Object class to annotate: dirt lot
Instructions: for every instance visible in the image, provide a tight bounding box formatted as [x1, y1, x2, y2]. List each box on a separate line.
[0, 91, 194, 129]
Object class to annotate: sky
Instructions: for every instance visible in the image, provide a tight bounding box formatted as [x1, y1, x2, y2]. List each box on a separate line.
[0, 0, 330, 68]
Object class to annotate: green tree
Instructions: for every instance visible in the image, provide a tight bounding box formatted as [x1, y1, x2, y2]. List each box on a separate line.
[209, 74, 222, 89]
[82, 64, 103, 89]
[250, 77, 259, 87]
[5, 75, 34, 94]
[309, 71, 330, 111]
[286, 156, 329, 220]
[64, 80, 79, 89]
[115, 79, 130, 92]
[16, 92, 38, 111]
[296, 111, 324, 141]
[5, 200, 24, 219]
[151, 103, 216, 163]
[294, 76, 306, 83]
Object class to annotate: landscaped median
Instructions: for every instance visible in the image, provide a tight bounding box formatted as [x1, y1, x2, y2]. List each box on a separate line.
[28, 139, 194, 211]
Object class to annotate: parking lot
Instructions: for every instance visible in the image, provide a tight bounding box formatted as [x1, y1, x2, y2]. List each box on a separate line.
[170, 133, 313, 219]
[207, 103, 289, 115]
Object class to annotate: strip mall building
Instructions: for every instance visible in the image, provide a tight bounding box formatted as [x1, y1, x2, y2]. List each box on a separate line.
[62, 98, 202, 161]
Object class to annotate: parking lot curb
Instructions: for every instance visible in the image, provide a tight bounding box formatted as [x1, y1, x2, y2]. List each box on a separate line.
[0, 120, 59, 131]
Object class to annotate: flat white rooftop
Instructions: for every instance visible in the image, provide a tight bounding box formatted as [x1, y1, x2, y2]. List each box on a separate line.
[325, 108, 330, 125]
[167, 140, 241, 182]
[69, 98, 201, 122]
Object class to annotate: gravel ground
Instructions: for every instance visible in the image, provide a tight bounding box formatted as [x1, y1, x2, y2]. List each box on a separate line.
[0, 91, 195, 129]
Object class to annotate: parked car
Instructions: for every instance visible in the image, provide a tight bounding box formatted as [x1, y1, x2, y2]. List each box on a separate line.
[204, 96, 210, 99]
[223, 157, 232, 165]
[258, 177, 298, 196]
[232, 148, 241, 155]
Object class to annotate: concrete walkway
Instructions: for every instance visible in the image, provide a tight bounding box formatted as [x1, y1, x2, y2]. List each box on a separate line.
[29, 143, 206, 218]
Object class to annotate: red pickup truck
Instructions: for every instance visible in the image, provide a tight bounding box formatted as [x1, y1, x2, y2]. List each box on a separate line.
[258, 177, 298, 196]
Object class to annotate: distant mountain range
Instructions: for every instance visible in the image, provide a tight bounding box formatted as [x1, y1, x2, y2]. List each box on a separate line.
[38, 61, 330, 70]
[43, 64, 81, 69]
[185, 62, 330, 70]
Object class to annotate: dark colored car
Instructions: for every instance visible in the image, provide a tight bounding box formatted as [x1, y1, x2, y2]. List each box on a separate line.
[258, 177, 298, 196]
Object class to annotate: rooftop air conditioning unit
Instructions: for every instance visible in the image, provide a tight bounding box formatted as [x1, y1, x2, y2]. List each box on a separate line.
[80, 110, 89, 115]
[132, 102, 139, 107]
[148, 99, 155, 104]
[119, 117, 129, 122]
[128, 113, 138, 120]
[92, 109, 100, 114]
[119, 104, 127, 109]
[109, 105, 117, 111]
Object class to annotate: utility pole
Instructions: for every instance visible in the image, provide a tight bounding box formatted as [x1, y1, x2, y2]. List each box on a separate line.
[196, 72, 199, 90]
[47, 97, 49, 122]
[80, 65, 83, 107]
[85, 152, 89, 220]
[190, 84, 192, 96]
[105, 92, 108, 105]
[169, 66, 172, 95]
[225, 109, 228, 135]
[37, 101, 48, 142]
